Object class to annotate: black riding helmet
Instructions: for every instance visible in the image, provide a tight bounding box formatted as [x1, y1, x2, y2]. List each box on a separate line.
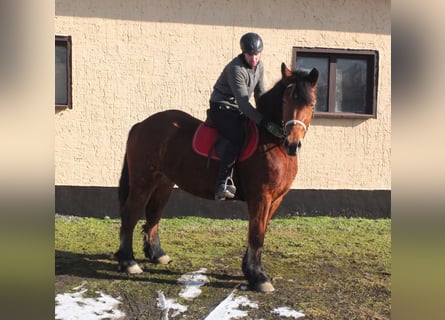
[240, 32, 263, 54]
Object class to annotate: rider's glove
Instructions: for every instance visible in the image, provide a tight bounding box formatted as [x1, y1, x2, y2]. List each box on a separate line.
[261, 120, 285, 139]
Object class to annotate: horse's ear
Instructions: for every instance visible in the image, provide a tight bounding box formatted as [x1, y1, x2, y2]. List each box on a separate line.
[308, 68, 319, 87]
[281, 62, 293, 79]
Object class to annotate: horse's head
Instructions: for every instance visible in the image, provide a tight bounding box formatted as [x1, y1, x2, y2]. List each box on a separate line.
[280, 63, 318, 156]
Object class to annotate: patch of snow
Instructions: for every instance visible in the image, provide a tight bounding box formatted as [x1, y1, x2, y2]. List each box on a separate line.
[55, 283, 125, 320]
[156, 290, 188, 319]
[203, 291, 258, 320]
[177, 267, 209, 300]
[56, 271, 305, 320]
[272, 306, 305, 319]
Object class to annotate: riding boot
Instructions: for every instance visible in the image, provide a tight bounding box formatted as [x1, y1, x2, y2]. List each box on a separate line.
[214, 143, 237, 200]
[215, 162, 236, 200]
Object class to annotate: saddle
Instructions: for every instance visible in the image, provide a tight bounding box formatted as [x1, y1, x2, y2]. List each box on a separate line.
[192, 120, 259, 162]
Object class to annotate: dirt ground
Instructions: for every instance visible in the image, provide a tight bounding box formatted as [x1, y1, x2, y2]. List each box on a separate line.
[55, 216, 391, 319]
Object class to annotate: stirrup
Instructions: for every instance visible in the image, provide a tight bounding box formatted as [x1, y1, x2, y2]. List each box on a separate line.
[224, 176, 236, 196]
[215, 185, 235, 200]
[215, 177, 237, 200]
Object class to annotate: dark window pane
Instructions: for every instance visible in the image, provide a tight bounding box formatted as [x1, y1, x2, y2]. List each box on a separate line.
[297, 57, 329, 112]
[335, 59, 367, 113]
[55, 44, 67, 105]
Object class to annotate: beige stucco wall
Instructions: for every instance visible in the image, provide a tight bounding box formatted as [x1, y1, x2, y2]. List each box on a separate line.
[55, 0, 390, 190]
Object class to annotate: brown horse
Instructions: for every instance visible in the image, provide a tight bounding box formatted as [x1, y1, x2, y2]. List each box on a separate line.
[115, 63, 318, 292]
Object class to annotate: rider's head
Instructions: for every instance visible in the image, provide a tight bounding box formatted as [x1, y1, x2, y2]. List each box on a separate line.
[240, 32, 263, 55]
[240, 33, 263, 68]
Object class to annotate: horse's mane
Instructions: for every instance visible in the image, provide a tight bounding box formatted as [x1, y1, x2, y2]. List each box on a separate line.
[257, 69, 313, 125]
[256, 80, 285, 125]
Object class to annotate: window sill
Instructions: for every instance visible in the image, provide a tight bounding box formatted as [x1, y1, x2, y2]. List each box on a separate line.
[56, 104, 71, 110]
[314, 112, 376, 119]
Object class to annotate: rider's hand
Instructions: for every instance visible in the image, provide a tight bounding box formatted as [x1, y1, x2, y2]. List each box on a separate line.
[262, 121, 285, 139]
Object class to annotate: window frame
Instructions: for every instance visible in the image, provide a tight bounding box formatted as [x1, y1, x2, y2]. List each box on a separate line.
[293, 47, 378, 119]
[55, 35, 72, 109]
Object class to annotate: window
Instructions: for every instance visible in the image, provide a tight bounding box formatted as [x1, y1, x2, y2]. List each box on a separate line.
[294, 48, 378, 118]
[55, 35, 72, 108]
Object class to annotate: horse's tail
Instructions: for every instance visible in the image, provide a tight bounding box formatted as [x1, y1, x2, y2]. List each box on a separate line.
[118, 123, 140, 208]
[118, 153, 130, 208]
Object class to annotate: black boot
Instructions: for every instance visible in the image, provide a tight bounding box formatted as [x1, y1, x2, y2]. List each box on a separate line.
[215, 143, 237, 200]
[215, 166, 236, 200]
[215, 164, 236, 200]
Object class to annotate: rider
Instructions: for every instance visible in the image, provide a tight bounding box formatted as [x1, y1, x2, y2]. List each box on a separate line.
[207, 32, 283, 200]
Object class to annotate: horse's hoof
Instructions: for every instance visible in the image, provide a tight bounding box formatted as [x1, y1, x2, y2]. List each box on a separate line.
[117, 259, 143, 274]
[157, 255, 171, 265]
[124, 263, 143, 274]
[255, 281, 275, 292]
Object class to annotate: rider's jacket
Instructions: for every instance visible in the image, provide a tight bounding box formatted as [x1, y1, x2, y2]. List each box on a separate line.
[210, 54, 265, 125]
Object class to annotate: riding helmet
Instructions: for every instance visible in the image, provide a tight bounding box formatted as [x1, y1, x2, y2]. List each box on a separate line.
[240, 32, 263, 54]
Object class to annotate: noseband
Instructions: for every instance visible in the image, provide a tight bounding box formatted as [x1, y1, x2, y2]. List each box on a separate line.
[283, 116, 310, 156]
[284, 119, 307, 136]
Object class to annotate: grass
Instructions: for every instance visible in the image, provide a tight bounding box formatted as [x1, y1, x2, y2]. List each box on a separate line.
[55, 215, 390, 319]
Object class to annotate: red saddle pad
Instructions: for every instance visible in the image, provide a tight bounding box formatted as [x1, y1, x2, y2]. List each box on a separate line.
[192, 121, 259, 162]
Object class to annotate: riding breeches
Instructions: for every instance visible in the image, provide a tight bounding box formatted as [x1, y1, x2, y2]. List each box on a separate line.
[207, 102, 247, 159]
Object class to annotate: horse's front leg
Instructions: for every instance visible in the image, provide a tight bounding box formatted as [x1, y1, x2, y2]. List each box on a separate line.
[243, 198, 275, 292]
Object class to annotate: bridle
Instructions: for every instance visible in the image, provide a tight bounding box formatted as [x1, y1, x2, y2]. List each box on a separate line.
[284, 119, 307, 136]
[282, 83, 314, 138]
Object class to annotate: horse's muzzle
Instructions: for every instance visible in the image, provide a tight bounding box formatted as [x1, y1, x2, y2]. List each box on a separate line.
[284, 139, 302, 156]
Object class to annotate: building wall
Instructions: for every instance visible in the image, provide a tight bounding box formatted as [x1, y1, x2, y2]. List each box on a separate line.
[55, 0, 391, 216]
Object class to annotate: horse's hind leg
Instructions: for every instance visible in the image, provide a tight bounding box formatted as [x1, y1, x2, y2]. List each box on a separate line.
[115, 187, 151, 274]
[143, 176, 174, 265]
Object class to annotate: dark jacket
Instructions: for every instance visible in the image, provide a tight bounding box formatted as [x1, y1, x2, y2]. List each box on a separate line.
[210, 54, 265, 125]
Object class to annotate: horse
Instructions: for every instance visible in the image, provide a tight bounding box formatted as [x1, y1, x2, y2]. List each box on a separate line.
[115, 63, 318, 292]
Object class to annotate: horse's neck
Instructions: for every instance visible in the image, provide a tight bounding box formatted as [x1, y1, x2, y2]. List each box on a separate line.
[257, 84, 284, 124]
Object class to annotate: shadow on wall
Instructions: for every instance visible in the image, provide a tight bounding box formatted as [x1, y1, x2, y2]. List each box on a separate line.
[55, 0, 390, 35]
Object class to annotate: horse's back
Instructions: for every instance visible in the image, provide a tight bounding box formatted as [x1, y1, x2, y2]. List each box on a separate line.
[124, 109, 216, 196]
[142, 109, 200, 127]
[126, 109, 202, 165]
[130, 109, 201, 139]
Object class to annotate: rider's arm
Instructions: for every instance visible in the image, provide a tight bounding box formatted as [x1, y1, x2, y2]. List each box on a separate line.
[226, 64, 264, 125]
